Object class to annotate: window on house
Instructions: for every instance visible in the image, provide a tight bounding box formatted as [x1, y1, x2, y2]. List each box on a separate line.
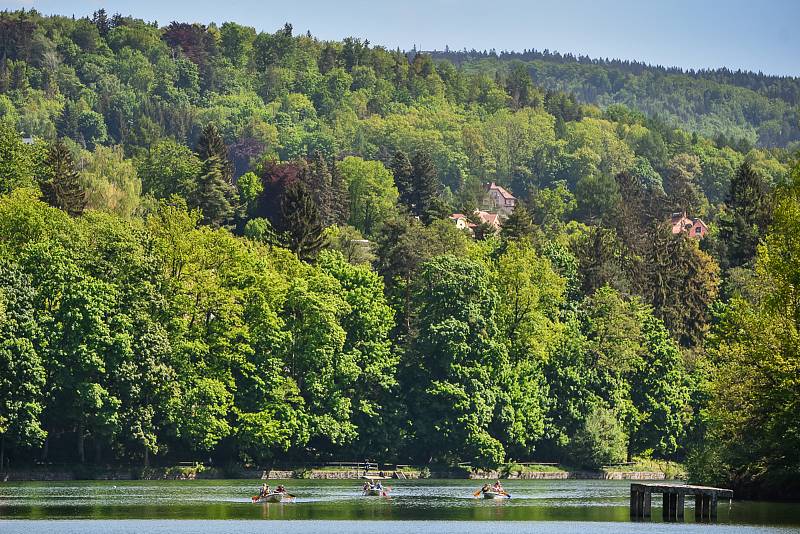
[695, 227, 702, 234]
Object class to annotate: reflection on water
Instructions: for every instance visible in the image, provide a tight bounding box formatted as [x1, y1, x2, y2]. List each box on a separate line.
[1, 520, 799, 534]
[1, 478, 799, 532]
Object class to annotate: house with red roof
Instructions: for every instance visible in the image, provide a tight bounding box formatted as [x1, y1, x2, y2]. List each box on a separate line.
[449, 210, 502, 237]
[671, 212, 708, 239]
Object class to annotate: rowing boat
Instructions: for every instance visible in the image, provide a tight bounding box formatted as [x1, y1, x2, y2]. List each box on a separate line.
[361, 475, 389, 496]
[482, 490, 510, 499]
[253, 492, 290, 503]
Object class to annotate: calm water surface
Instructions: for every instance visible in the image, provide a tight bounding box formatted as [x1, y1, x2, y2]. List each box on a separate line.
[1, 478, 799, 534]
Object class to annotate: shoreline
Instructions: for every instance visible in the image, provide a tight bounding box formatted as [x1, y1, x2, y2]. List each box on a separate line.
[0, 466, 669, 482]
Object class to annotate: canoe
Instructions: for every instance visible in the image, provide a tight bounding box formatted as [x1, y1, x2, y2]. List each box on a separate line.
[482, 491, 510, 499]
[253, 492, 288, 503]
[363, 488, 382, 496]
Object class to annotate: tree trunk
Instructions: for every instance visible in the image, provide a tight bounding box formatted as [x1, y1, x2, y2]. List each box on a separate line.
[77, 425, 85, 463]
[41, 434, 49, 462]
[1, 435, 5, 472]
[144, 447, 149, 468]
[94, 438, 102, 464]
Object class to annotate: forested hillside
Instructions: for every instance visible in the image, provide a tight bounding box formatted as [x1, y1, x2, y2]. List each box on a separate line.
[430, 49, 800, 149]
[0, 9, 798, 499]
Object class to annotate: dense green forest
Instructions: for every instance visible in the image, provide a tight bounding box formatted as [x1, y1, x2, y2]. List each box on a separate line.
[0, 9, 798, 499]
[430, 48, 800, 149]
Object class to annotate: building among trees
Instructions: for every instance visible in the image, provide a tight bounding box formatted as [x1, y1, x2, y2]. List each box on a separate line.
[670, 212, 708, 238]
[483, 182, 517, 217]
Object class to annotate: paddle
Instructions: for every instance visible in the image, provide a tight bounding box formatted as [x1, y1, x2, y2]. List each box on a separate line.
[473, 488, 483, 497]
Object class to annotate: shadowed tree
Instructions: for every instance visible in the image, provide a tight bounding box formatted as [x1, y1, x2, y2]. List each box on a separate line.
[501, 202, 535, 241]
[39, 140, 87, 217]
[717, 161, 772, 269]
[305, 150, 334, 226]
[281, 181, 326, 261]
[411, 150, 445, 224]
[196, 123, 233, 182]
[189, 155, 238, 228]
[390, 150, 414, 211]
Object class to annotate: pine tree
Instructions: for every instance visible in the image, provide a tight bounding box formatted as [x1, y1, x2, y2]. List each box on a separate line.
[411, 150, 443, 224]
[643, 224, 720, 347]
[92, 9, 110, 36]
[189, 156, 237, 228]
[718, 161, 772, 269]
[196, 123, 233, 181]
[330, 158, 350, 225]
[501, 202, 535, 241]
[391, 150, 414, 211]
[664, 154, 703, 215]
[39, 140, 87, 217]
[281, 181, 326, 261]
[305, 150, 334, 225]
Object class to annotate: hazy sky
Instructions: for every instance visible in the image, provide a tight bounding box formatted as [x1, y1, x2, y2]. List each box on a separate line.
[3, 0, 799, 75]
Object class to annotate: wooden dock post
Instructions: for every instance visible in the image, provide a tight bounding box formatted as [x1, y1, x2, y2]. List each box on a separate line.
[710, 493, 718, 521]
[630, 483, 732, 523]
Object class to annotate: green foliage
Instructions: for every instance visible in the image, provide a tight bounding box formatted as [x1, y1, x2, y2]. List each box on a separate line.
[138, 139, 203, 199]
[0, 123, 37, 193]
[407, 255, 510, 468]
[188, 155, 239, 228]
[0, 260, 46, 459]
[717, 161, 772, 269]
[0, 10, 788, 483]
[692, 162, 800, 498]
[281, 181, 326, 260]
[569, 405, 627, 469]
[39, 139, 87, 216]
[500, 203, 535, 241]
[337, 156, 398, 236]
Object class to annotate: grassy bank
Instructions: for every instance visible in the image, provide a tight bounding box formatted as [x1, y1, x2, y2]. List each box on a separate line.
[2, 459, 684, 481]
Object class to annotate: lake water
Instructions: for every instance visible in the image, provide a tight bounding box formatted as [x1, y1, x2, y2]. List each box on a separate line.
[1, 478, 799, 534]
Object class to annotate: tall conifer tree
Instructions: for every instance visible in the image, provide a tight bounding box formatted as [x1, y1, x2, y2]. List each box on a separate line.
[501, 202, 535, 241]
[391, 150, 414, 211]
[39, 139, 87, 217]
[718, 161, 772, 269]
[196, 123, 233, 182]
[305, 150, 334, 225]
[189, 155, 237, 228]
[411, 150, 444, 224]
[330, 158, 350, 225]
[281, 181, 326, 260]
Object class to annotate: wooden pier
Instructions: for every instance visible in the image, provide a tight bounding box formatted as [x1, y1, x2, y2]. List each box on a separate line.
[630, 483, 733, 521]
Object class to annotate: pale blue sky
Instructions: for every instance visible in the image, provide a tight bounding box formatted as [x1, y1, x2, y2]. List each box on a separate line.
[3, 0, 799, 75]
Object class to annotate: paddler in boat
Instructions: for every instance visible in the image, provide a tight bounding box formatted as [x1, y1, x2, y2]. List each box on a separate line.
[260, 483, 270, 497]
[492, 480, 505, 494]
[481, 483, 490, 495]
[276, 484, 286, 494]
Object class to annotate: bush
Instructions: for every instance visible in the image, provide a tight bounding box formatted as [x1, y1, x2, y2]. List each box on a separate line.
[569, 406, 627, 469]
